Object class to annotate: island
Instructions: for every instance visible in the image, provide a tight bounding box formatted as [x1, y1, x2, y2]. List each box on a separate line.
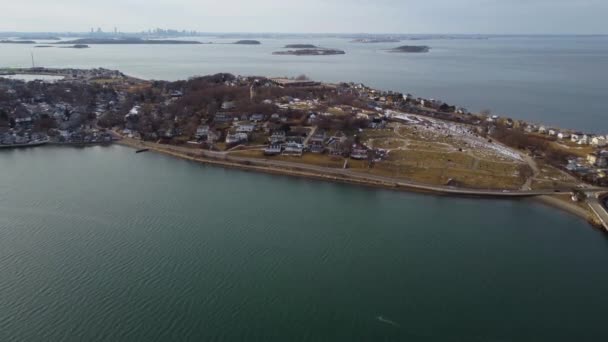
[55, 38, 202, 45]
[60, 44, 90, 49]
[273, 48, 345, 56]
[35, 45, 54, 48]
[0, 40, 36, 44]
[387, 45, 431, 53]
[284, 44, 318, 49]
[1, 67, 607, 230]
[18, 35, 60, 40]
[233, 40, 261, 45]
[351, 38, 401, 43]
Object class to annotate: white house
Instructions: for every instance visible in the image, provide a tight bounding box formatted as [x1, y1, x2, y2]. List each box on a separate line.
[571, 134, 580, 142]
[557, 132, 570, 140]
[591, 136, 607, 147]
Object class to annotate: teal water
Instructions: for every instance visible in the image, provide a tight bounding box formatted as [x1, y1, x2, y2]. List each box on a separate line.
[1, 35, 607, 131]
[1, 145, 608, 341]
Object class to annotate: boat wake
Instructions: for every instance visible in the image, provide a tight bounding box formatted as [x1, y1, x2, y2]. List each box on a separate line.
[377, 315, 399, 327]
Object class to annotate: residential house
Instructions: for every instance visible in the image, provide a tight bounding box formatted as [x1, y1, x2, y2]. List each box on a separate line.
[207, 130, 220, 144]
[283, 142, 304, 156]
[557, 132, 570, 140]
[350, 144, 368, 160]
[214, 113, 235, 124]
[250, 114, 266, 122]
[195, 125, 209, 139]
[263, 144, 282, 156]
[591, 136, 607, 147]
[221, 101, 236, 110]
[308, 131, 326, 153]
[235, 124, 256, 133]
[269, 130, 286, 144]
[225, 132, 248, 144]
[587, 153, 599, 165]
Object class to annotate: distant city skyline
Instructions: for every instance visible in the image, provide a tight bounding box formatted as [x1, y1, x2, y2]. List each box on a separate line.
[2, 0, 608, 34]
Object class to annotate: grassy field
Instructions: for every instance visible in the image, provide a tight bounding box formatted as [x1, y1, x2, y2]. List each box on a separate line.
[360, 125, 528, 189]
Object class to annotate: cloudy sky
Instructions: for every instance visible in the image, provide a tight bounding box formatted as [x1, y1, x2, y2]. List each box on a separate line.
[2, 0, 607, 34]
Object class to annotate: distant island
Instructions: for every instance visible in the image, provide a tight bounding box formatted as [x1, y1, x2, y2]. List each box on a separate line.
[18, 36, 60, 40]
[273, 48, 345, 56]
[60, 44, 90, 49]
[0, 40, 35, 44]
[35, 45, 54, 48]
[387, 45, 430, 53]
[55, 38, 202, 45]
[234, 40, 261, 45]
[284, 44, 318, 49]
[351, 38, 401, 43]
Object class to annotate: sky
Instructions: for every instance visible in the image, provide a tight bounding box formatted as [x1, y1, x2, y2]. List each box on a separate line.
[2, 0, 607, 34]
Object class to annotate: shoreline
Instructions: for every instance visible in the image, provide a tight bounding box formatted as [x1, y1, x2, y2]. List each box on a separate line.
[114, 138, 604, 229]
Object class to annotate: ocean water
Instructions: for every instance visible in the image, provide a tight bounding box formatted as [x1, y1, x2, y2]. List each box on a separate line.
[1, 145, 608, 341]
[1, 35, 607, 131]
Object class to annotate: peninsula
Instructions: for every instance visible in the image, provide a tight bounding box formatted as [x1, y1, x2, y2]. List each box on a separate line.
[1, 67, 607, 230]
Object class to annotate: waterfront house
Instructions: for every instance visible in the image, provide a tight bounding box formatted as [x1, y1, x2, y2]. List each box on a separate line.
[350, 144, 368, 160]
[538, 126, 547, 134]
[571, 134, 580, 143]
[283, 142, 304, 156]
[578, 135, 589, 145]
[548, 129, 557, 136]
[557, 132, 570, 140]
[225, 132, 248, 144]
[308, 131, 327, 153]
[195, 125, 210, 139]
[207, 130, 220, 144]
[264, 144, 282, 156]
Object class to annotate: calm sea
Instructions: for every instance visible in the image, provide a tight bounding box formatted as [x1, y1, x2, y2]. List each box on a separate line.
[1, 145, 608, 341]
[1, 35, 607, 131]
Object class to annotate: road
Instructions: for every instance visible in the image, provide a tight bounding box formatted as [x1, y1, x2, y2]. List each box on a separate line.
[197, 148, 579, 197]
[587, 193, 608, 231]
[118, 134, 607, 198]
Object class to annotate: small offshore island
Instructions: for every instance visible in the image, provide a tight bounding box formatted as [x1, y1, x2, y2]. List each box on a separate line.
[388, 45, 431, 53]
[273, 48, 346, 56]
[0, 67, 607, 230]
[233, 40, 261, 45]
